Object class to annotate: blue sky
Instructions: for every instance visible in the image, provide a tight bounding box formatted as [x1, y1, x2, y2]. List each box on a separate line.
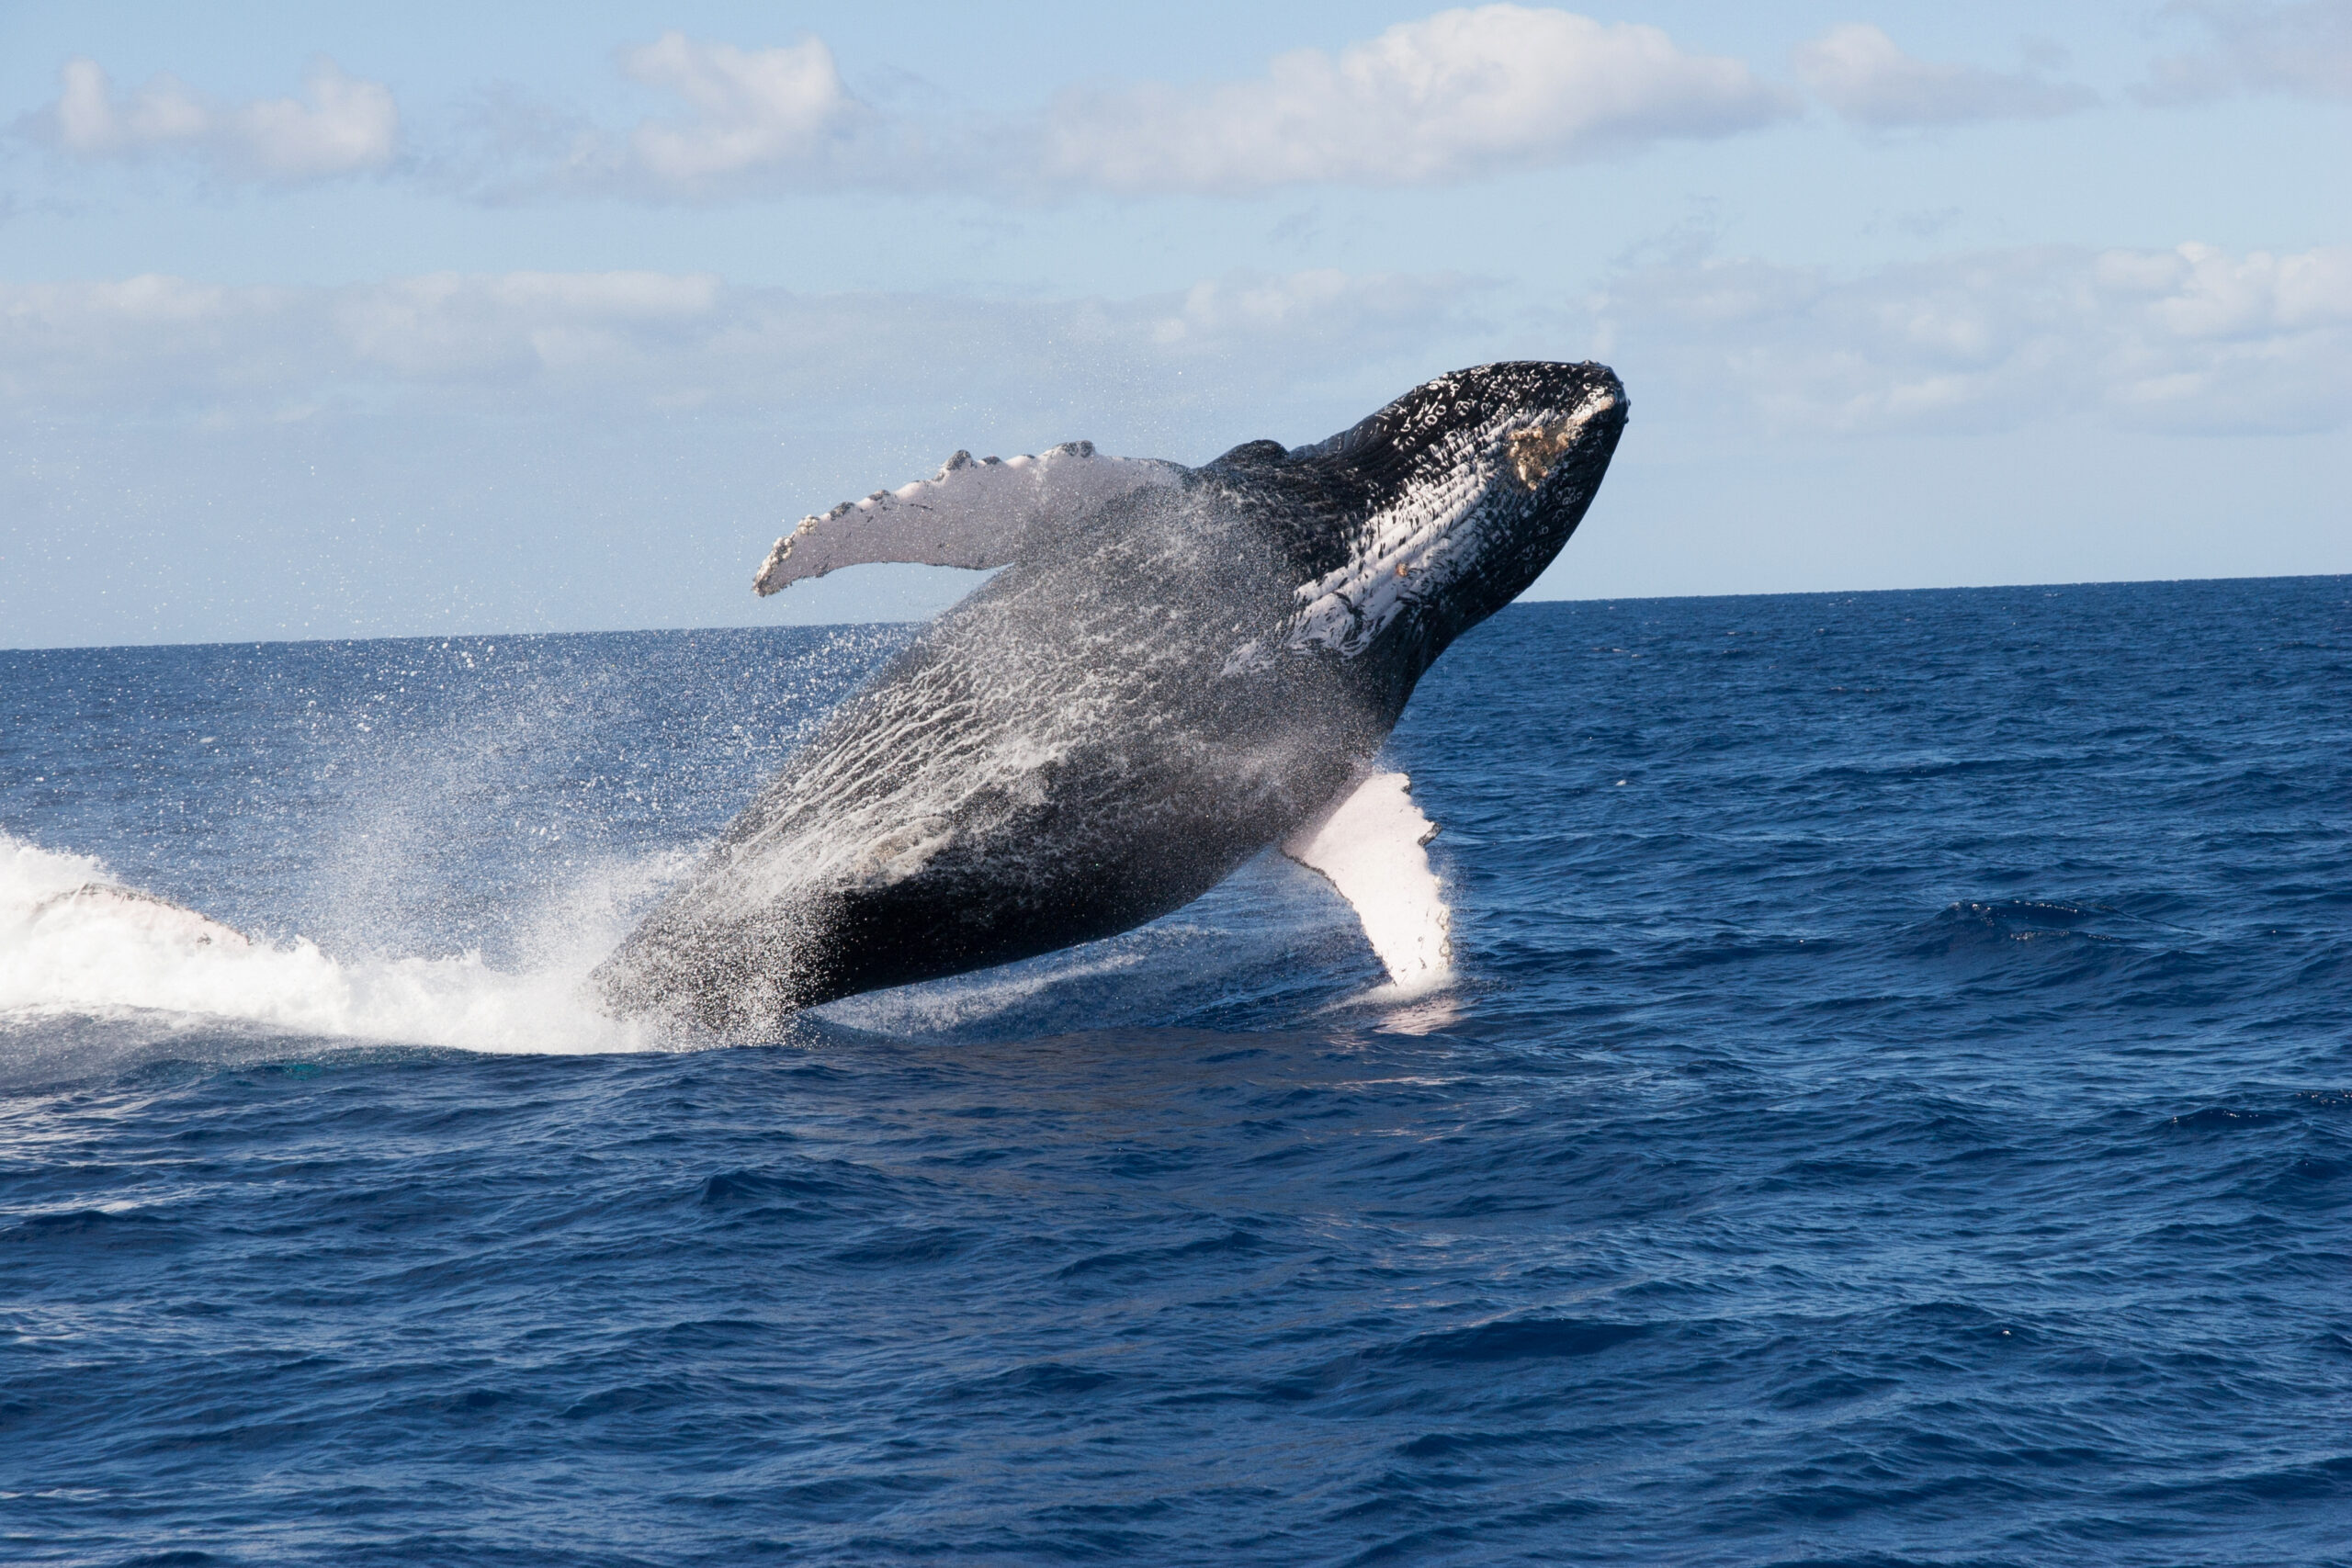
[2, 1, 2346, 647]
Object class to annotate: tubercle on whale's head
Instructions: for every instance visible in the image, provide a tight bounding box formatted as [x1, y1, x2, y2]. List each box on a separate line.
[1282, 360, 1628, 691]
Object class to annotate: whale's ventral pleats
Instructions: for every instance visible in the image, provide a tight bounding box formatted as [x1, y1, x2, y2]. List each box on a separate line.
[600, 361, 1627, 1034]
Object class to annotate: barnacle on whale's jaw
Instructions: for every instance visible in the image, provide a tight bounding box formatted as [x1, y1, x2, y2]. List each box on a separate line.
[1506, 385, 1626, 491]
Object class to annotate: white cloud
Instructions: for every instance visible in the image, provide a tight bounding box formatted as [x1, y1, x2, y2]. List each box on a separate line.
[12, 251, 2344, 443]
[524, 11, 1786, 199]
[514, 31, 925, 199]
[1038, 5, 1791, 193]
[616, 32, 871, 186]
[1140, 270, 1475, 357]
[0, 268, 1480, 423]
[27, 57, 397, 179]
[334, 271, 724, 378]
[1600, 243, 2352, 434]
[0, 275, 300, 408]
[2141, 0, 2352, 102]
[1793, 24, 2096, 128]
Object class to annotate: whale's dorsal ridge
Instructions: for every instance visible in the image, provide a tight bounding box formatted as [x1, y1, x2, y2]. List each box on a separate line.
[1211, 438, 1290, 468]
[752, 441, 1185, 595]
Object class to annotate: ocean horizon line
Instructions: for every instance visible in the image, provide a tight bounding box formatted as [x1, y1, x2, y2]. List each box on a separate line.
[6, 570, 2346, 657]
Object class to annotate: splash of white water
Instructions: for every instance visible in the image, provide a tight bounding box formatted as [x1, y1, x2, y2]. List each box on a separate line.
[0, 832, 670, 1056]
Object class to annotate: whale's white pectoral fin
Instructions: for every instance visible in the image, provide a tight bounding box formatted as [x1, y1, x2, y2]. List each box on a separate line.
[753, 443, 1184, 595]
[1282, 771, 1454, 992]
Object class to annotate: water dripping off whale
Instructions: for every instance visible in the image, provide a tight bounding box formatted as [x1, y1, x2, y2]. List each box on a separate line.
[594, 361, 1629, 1034]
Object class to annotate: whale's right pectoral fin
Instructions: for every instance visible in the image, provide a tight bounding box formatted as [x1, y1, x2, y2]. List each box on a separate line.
[1282, 771, 1454, 992]
[753, 443, 1185, 595]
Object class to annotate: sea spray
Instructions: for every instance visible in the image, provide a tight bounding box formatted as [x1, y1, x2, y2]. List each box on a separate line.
[0, 831, 673, 1057]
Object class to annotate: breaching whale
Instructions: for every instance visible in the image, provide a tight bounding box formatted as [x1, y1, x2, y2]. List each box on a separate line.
[595, 361, 1627, 1033]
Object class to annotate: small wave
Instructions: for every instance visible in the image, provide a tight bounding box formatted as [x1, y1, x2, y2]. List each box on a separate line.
[1902, 898, 2147, 969]
[0, 832, 673, 1071]
[1383, 1316, 1648, 1365]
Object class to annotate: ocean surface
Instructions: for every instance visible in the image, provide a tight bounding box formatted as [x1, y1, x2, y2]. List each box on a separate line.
[2, 575, 2347, 1567]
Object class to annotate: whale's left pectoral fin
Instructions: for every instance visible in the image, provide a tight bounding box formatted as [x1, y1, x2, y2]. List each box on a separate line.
[754, 443, 1184, 595]
[1283, 772, 1454, 992]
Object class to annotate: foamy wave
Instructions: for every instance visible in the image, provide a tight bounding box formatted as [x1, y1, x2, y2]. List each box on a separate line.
[0, 833, 671, 1057]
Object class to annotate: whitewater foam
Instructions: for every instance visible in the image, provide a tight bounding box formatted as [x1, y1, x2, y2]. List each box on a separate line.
[0, 833, 671, 1060]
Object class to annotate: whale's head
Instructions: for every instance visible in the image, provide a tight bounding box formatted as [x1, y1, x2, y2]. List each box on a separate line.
[1271, 360, 1626, 702]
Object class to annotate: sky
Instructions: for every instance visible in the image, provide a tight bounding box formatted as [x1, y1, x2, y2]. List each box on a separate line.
[1, 1, 2346, 648]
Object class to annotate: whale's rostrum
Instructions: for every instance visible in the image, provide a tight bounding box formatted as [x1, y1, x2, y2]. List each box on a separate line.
[595, 361, 1628, 1033]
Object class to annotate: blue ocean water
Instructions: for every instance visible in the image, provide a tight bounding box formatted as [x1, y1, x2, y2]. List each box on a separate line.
[2, 575, 2347, 1566]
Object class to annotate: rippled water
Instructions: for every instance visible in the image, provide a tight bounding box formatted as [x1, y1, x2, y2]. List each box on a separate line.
[3, 576, 2347, 1565]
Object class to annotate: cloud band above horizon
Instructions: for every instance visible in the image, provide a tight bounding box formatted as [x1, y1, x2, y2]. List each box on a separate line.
[4, 245, 2341, 439]
[23, 4, 2316, 198]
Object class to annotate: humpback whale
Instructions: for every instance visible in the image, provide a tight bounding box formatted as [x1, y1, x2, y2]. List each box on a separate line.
[596, 361, 1627, 1033]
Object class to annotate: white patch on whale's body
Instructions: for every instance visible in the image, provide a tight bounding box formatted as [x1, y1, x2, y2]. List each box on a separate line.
[1282, 771, 1453, 993]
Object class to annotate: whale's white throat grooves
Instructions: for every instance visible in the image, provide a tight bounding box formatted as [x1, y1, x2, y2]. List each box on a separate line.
[1286, 384, 1623, 660]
